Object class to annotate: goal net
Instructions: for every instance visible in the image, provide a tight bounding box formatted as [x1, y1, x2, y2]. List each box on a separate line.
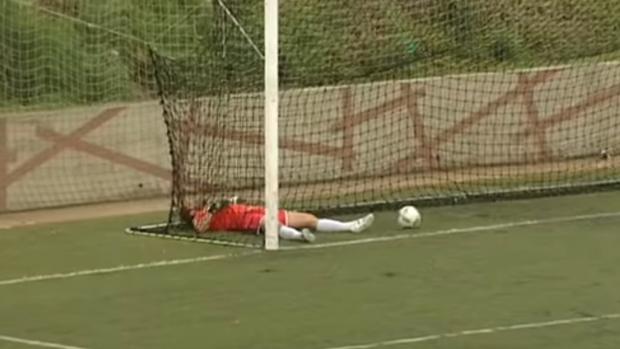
[144, 0, 620, 247]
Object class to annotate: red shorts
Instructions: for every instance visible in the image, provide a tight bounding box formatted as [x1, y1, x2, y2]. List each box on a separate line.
[208, 204, 288, 233]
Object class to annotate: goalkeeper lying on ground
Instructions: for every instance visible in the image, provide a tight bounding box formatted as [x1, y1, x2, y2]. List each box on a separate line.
[181, 196, 374, 243]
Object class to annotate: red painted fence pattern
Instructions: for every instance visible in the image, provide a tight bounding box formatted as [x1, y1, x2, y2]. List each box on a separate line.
[0, 62, 618, 211]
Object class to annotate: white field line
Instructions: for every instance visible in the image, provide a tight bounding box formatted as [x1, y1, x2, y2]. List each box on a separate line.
[0, 334, 89, 349]
[0, 251, 261, 287]
[321, 313, 620, 349]
[1, 211, 619, 287]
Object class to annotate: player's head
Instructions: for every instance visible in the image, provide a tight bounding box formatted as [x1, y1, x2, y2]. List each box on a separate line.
[192, 208, 212, 233]
[179, 205, 194, 224]
[193, 208, 211, 233]
[179, 203, 211, 234]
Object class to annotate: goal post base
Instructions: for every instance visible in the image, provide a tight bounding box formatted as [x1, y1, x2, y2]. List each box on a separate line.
[125, 223, 264, 249]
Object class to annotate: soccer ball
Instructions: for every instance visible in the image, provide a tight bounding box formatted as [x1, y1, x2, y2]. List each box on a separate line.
[397, 205, 422, 228]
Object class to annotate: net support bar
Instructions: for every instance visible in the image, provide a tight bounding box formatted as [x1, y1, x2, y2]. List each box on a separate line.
[264, 0, 279, 250]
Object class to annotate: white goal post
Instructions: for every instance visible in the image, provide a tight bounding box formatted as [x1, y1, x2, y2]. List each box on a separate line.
[264, 0, 279, 250]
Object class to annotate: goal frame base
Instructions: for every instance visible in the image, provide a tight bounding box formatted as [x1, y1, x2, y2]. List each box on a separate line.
[125, 223, 264, 248]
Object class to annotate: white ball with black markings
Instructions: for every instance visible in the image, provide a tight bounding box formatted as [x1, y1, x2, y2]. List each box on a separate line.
[397, 205, 422, 228]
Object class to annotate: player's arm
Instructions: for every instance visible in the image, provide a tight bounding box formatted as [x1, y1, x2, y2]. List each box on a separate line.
[207, 195, 245, 212]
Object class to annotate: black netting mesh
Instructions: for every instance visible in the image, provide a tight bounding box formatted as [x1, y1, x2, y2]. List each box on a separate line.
[148, 0, 620, 246]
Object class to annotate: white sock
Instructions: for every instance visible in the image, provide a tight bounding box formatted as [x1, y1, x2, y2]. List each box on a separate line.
[316, 219, 354, 232]
[278, 225, 304, 240]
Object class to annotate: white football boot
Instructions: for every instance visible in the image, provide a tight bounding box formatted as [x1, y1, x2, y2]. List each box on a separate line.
[351, 213, 375, 233]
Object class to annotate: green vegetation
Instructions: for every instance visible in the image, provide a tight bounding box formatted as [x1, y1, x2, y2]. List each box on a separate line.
[2, 0, 620, 109]
[0, 1, 130, 108]
[0, 0, 209, 109]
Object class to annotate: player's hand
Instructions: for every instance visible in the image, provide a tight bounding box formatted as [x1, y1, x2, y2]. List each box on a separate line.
[208, 196, 242, 213]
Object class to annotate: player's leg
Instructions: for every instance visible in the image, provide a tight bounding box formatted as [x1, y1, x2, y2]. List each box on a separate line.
[287, 211, 375, 233]
[257, 211, 315, 242]
[316, 214, 375, 233]
[278, 225, 316, 242]
[285, 211, 319, 229]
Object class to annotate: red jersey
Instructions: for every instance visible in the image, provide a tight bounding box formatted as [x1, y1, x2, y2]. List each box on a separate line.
[207, 204, 288, 233]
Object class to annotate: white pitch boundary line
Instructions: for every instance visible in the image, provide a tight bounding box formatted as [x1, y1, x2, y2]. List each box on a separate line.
[322, 313, 620, 349]
[1, 211, 619, 287]
[0, 251, 261, 287]
[0, 334, 89, 349]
